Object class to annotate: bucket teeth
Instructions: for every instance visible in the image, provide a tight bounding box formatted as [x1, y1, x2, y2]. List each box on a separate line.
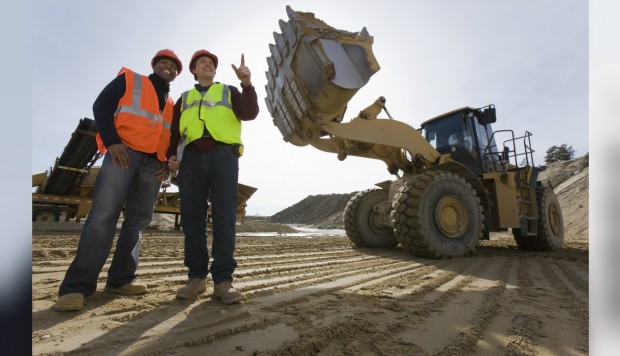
[265, 6, 380, 146]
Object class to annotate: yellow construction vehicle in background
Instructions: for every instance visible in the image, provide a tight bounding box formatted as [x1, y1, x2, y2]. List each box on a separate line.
[265, 6, 564, 258]
[32, 118, 257, 228]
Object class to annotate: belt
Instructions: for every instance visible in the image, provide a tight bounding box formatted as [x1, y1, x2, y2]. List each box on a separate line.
[201, 131, 231, 146]
[213, 140, 243, 156]
[214, 140, 233, 147]
[188, 137, 217, 153]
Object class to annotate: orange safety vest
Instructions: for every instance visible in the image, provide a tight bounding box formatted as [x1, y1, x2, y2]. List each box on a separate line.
[96, 67, 173, 162]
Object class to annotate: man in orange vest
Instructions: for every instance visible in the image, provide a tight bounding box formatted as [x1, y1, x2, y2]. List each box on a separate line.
[54, 49, 182, 312]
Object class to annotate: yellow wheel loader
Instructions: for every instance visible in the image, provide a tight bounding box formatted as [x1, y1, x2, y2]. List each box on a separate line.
[265, 6, 564, 258]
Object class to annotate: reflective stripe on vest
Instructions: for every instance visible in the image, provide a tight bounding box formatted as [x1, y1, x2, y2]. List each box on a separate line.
[95, 68, 173, 162]
[180, 84, 232, 112]
[115, 71, 171, 131]
[179, 84, 242, 145]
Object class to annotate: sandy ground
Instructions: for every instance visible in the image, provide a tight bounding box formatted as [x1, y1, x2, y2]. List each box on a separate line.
[32, 225, 588, 356]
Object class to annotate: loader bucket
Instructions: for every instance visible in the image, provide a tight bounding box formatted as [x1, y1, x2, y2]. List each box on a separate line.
[265, 6, 380, 145]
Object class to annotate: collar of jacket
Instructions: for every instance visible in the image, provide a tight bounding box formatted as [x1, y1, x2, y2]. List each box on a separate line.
[148, 73, 171, 95]
[148, 73, 171, 111]
[194, 82, 225, 93]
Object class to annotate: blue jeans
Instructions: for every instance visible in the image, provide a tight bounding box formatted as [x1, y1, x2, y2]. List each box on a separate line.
[177, 145, 238, 284]
[58, 149, 163, 297]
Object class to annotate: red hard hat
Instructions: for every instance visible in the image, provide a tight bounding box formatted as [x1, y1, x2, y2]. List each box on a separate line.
[190, 50, 219, 72]
[151, 49, 183, 74]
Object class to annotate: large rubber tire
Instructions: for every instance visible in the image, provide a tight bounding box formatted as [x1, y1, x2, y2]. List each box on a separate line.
[392, 172, 483, 258]
[512, 187, 564, 251]
[33, 208, 60, 222]
[344, 189, 397, 248]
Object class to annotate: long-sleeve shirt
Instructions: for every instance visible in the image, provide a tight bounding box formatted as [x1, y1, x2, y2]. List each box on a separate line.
[166, 83, 259, 159]
[92, 72, 171, 149]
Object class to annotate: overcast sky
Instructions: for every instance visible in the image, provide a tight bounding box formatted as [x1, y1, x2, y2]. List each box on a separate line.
[31, 0, 588, 216]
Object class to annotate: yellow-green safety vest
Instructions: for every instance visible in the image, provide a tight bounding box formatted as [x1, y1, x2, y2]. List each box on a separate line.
[179, 83, 242, 145]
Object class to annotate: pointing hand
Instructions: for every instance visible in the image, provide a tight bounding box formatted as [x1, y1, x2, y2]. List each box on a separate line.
[231, 54, 252, 87]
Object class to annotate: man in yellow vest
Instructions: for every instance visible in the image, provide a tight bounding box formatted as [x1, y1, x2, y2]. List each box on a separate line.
[54, 50, 182, 311]
[167, 50, 259, 304]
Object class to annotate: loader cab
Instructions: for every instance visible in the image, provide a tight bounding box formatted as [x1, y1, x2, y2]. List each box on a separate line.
[420, 105, 502, 174]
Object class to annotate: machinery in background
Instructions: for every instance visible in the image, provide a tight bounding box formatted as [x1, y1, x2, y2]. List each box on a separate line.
[33, 118, 257, 229]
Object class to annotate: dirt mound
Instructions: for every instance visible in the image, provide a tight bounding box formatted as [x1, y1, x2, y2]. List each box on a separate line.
[538, 154, 589, 189]
[539, 154, 589, 237]
[269, 192, 356, 229]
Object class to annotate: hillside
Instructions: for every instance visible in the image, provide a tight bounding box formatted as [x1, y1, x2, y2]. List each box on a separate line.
[538, 154, 589, 237]
[269, 192, 356, 228]
[270, 155, 589, 236]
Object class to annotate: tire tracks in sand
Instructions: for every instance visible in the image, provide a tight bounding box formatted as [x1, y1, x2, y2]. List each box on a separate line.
[32, 233, 588, 355]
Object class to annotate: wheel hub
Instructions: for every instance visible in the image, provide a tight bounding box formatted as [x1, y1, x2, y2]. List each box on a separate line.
[36, 211, 57, 222]
[548, 203, 561, 236]
[370, 206, 392, 234]
[435, 195, 468, 238]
